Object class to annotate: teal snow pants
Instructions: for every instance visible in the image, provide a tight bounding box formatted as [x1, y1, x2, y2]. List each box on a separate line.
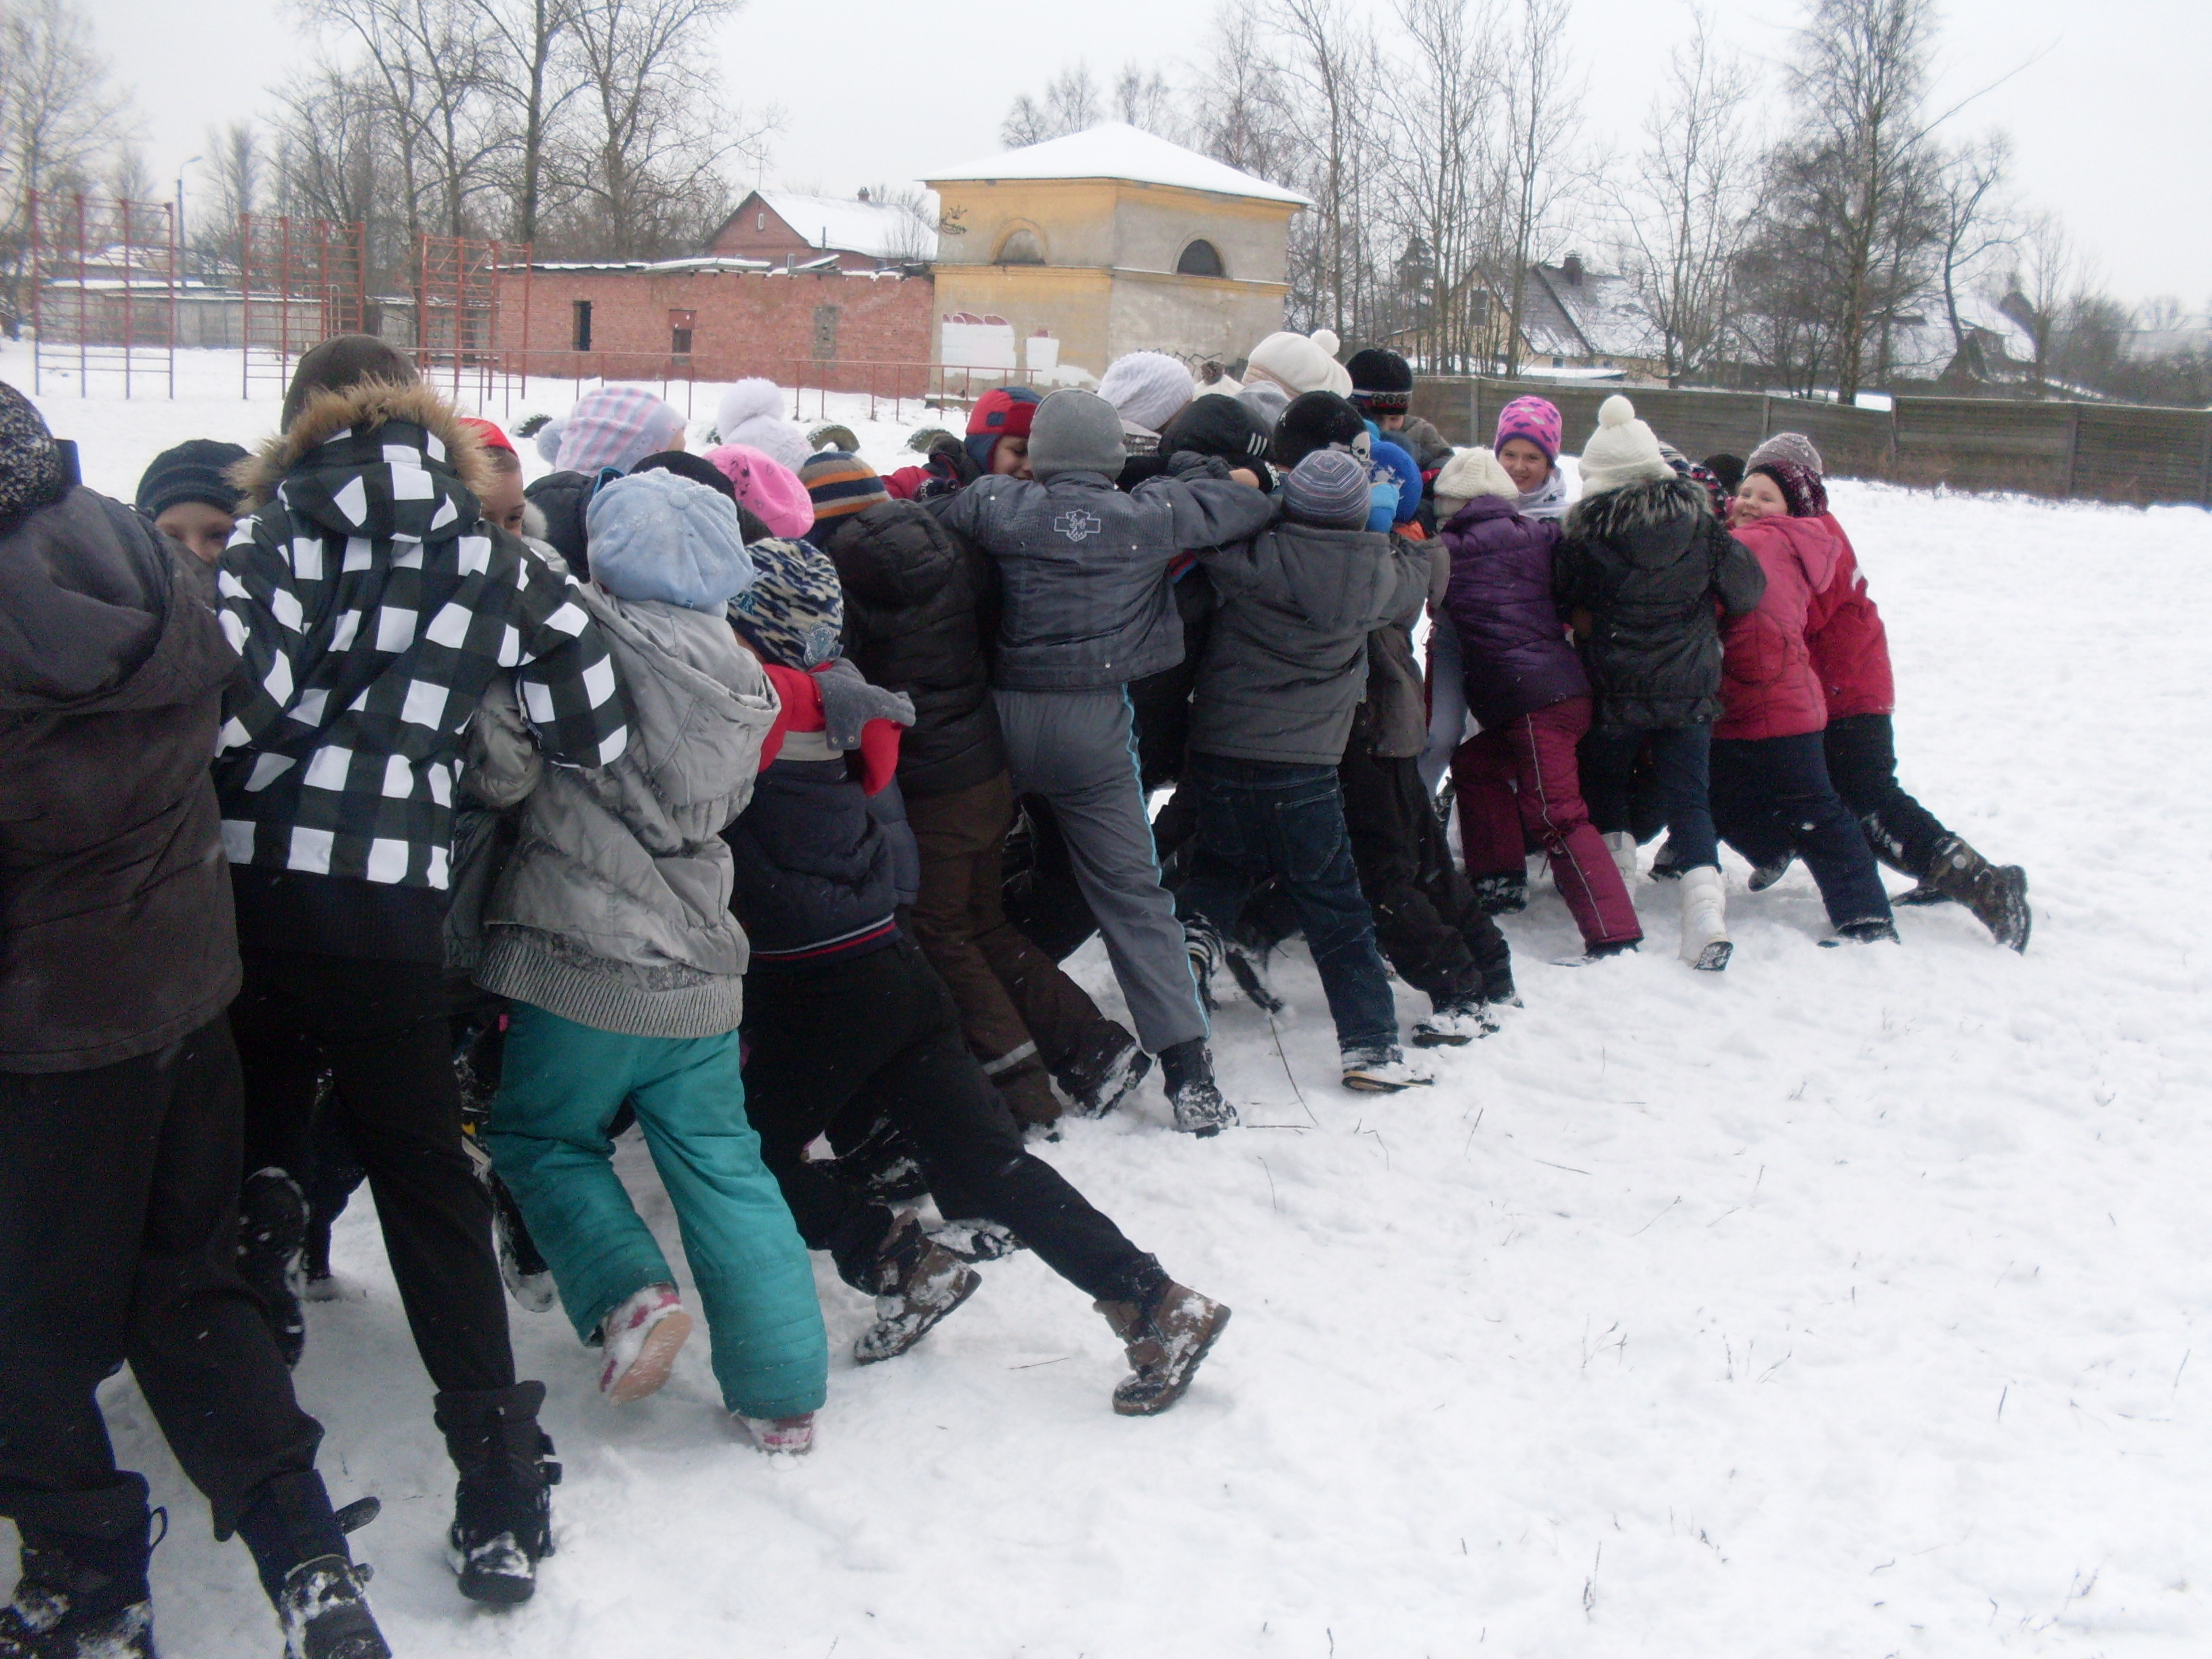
[487, 1005, 827, 1420]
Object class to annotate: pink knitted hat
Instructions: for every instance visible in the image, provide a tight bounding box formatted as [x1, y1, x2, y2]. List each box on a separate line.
[703, 443, 813, 539]
[1494, 395, 1563, 464]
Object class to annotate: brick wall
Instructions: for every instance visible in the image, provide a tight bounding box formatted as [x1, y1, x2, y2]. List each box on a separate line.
[497, 267, 935, 394]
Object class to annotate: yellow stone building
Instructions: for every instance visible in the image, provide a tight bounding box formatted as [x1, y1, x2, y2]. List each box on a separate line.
[923, 123, 1310, 383]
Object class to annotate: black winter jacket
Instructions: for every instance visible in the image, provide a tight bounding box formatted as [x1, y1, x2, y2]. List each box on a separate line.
[821, 501, 1005, 798]
[1553, 476, 1767, 729]
[724, 752, 896, 965]
[1, 488, 242, 1071]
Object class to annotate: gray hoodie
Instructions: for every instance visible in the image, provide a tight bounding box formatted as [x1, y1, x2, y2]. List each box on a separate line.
[1187, 520, 1431, 767]
[467, 584, 780, 1038]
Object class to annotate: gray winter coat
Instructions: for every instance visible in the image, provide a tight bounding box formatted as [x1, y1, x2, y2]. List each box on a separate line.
[933, 463, 1275, 691]
[1187, 521, 1431, 767]
[1351, 539, 1439, 761]
[467, 586, 780, 1038]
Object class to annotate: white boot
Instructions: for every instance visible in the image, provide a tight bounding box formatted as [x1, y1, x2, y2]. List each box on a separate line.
[1679, 866, 1730, 972]
[1603, 831, 1640, 885]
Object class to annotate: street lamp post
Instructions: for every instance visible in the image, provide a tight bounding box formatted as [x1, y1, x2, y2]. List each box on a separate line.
[174, 155, 203, 276]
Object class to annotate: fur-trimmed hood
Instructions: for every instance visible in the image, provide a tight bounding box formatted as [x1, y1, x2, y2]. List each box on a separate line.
[1563, 473, 1709, 558]
[230, 379, 497, 511]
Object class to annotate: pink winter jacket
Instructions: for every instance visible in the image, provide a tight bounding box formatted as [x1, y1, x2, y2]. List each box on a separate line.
[1717, 513, 1840, 741]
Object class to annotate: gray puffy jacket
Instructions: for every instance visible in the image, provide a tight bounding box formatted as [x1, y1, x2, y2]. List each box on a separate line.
[934, 464, 1275, 691]
[1187, 521, 1431, 767]
[467, 586, 780, 1038]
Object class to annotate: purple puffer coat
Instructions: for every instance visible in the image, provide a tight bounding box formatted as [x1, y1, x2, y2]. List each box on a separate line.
[1441, 496, 1586, 728]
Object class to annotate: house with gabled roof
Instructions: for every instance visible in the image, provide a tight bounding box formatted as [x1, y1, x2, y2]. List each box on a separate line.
[708, 189, 937, 273]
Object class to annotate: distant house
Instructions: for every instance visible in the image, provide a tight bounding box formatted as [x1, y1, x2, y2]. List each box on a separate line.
[1512, 256, 1667, 380]
[1884, 293, 2035, 387]
[708, 190, 936, 272]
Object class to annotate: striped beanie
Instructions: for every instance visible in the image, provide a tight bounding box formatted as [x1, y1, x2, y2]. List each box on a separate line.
[1281, 449, 1372, 529]
[799, 451, 890, 528]
[729, 535, 844, 669]
[548, 386, 689, 476]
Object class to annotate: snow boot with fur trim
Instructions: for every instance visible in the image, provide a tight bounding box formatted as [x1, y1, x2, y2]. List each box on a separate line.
[1055, 1023, 1151, 1119]
[239, 1167, 309, 1368]
[1096, 1281, 1231, 1416]
[1158, 1039, 1237, 1136]
[434, 1382, 559, 1605]
[597, 1284, 691, 1404]
[854, 1213, 981, 1364]
[0, 1523, 154, 1658]
[1679, 866, 1731, 972]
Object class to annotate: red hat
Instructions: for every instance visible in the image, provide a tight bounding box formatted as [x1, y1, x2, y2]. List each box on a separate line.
[964, 386, 1041, 472]
[458, 415, 516, 456]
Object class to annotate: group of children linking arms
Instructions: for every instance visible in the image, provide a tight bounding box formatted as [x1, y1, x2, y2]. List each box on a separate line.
[0, 329, 2026, 1659]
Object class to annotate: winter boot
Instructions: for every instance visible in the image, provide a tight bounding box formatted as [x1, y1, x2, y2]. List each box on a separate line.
[236, 1472, 389, 1659]
[1054, 1022, 1151, 1120]
[488, 1174, 557, 1313]
[1922, 836, 2031, 951]
[1340, 1046, 1435, 1092]
[1410, 993, 1498, 1047]
[1825, 918, 1901, 945]
[924, 1218, 1025, 1263]
[1222, 937, 1286, 1015]
[1480, 960, 1520, 1008]
[239, 1167, 308, 1369]
[1183, 916, 1224, 1011]
[1679, 866, 1731, 972]
[737, 1413, 816, 1456]
[434, 1381, 560, 1605]
[1551, 939, 1640, 967]
[1157, 1039, 1237, 1137]
[1647, 836, 1685, 881]
[0, 1522, 153, 1659]
[994, 1063, 1063, 1134]
[597, 1284, 692, 1404]
[828, 1114, 930, 1204]
[1747, 851, 1795, 892]
[1469, 872, 1528, 916]
[853, 1212, 982, 1364]
[1095, 1280, 1232, 1416]
[1603, 831, 1640, 886]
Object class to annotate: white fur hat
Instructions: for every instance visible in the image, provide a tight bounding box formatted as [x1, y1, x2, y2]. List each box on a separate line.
[1244, 329, 1352, 398]
[1097, 352, 1197, 434]
[714, 379, 811, 473]
[1433, 447, 1519, 516]
[1577, 395, 1673, 495]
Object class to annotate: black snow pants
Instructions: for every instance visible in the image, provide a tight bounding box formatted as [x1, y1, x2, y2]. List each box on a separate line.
[739, 938, 1164, 1304]
[229, 951, 515, 1395]
[1719, 713, 1953, 881]
[0, 1019, 325, 1544]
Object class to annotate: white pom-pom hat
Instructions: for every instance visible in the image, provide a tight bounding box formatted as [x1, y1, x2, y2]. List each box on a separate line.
[1244, 329, 1353, 398]
[1433, 447, 1520, 516]
[1576, 394, 1673, 495]
[714, 378, 811, 473]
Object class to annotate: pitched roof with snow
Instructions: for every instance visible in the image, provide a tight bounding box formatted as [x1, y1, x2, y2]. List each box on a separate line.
[748, 190, 937, 262]
[1523, 263, 1665, 365]
[926, 123, 1311, 208]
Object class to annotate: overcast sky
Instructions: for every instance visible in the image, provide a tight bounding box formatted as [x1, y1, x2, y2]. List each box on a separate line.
[77, 0, 2211, 306]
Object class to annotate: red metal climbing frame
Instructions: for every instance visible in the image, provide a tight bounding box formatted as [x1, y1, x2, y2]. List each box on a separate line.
[26, 192, 179, 398]
[239, 214, 371, 400]
[415, 234, 531, 412]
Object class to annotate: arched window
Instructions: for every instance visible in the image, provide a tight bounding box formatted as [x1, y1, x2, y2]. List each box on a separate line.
[994, 228, 1046, 266]
[1176, 239, 1225, 277]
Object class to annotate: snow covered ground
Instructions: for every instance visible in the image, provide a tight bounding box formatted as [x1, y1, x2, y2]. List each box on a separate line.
[11, 346, 2212, 1657]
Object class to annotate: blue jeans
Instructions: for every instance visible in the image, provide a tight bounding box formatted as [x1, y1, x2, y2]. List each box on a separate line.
[1176, 755, 1399, 1054]
[1582, 722, 1719, 871]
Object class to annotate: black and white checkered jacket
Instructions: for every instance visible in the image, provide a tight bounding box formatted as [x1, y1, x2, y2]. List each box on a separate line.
[213, 382, 628, 891]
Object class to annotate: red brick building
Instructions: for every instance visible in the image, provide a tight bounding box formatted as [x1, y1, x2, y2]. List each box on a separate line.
[706, 190, 937, 274]
[497, 258, 934, 393]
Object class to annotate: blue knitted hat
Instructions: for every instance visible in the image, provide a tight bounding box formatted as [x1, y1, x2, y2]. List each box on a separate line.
[583, 469, 755, 611]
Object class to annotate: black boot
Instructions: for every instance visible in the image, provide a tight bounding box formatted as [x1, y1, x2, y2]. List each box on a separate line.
[434, 1381, 560, 1605]
[1054, 1022, 1151, 1119]
[1922, 835, 2031, 951]
[1158, 1039, 1235, 1137]
[1469, 872, 1527, 916]
[235, 1471, 388, 1659]
[0, 1522, 153, 1658]
[239, 1167, 308, 1368]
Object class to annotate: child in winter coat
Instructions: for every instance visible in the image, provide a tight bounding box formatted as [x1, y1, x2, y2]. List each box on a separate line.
[1177, 449, 1436, 1090]
[722, 539, 1233, 1415]
[1716, 459, 1896, 943]
[1732, 433, 2029, 949]
[1439, 447, 1644, 962]
[884, 386, 1040, 500]
[134, 437, 247, 563]
[802, 453, 1149, 1128]
[1422, 396, 1570, 794]
[934, 388, 1275, 1134]
[1555, 396, 1768, 970]
[469, 469, 830, 1451]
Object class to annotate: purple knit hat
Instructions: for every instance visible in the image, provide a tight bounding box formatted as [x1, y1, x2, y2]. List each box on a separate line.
[1748, 459, 1829, 519]
[1494, 396, 1563, 464]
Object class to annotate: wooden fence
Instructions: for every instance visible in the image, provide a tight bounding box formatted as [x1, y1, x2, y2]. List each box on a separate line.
[1409, 377, 2212, 506]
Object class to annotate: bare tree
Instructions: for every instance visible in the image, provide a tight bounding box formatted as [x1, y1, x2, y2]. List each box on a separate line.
[1602, 5, 1754, 385]
[1270, 0, 1389, 340]
[197, 119, 264, 276]
[268, 64, 402, 287]
[1113, 62, 1180, 136]
[1389, 0, 1503, 372]
[2005, 211, 2078, 390]
[0, 0, 139, 333]
[1001, 61, 1104, 147]
[105, 143, 156, 206]
[1496, 0, 1580, 377]
[481, 0, 583, 245]
[1927, 130, 2010, 380]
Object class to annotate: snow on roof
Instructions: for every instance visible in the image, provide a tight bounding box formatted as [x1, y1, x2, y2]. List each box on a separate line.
[1525, 263, 1665, 365]
[1883, 291, 2034, 378]
[926, 123, 1311, 208]
[751, 191, 937, 262]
